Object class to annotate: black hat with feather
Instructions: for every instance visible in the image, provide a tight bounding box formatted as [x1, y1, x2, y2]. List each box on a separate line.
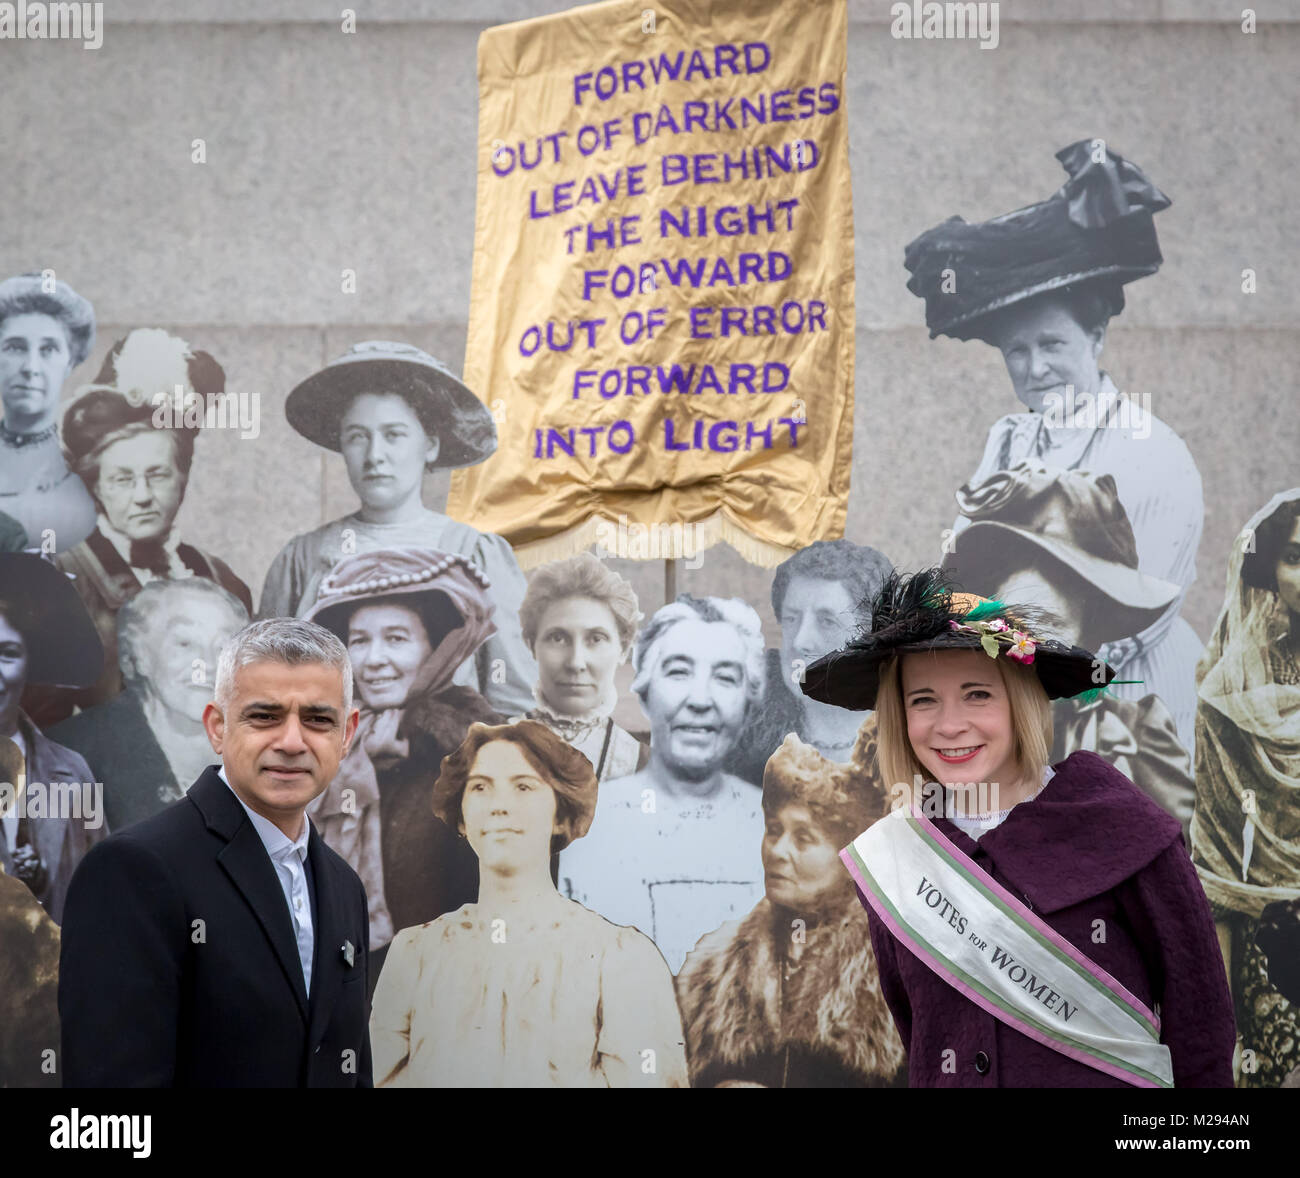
[800, 566, 1119, 712]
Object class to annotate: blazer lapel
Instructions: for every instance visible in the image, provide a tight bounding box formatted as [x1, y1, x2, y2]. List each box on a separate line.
[188, 768, 309, 1021]
[305, 828, 347, 1049]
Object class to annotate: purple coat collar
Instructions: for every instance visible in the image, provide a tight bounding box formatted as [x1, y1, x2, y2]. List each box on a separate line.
[930, 750, 1183, 914]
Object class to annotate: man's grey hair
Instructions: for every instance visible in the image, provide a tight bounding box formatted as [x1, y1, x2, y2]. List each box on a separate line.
[213, 618, 353, 713]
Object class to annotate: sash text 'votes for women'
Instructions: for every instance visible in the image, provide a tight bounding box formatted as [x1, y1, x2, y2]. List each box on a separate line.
[916, 875, 1078, 1022]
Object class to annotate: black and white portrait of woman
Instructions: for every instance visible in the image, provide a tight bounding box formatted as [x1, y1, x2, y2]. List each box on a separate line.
[517, 551, 647, 782]
[905, 141, 1205, 757]
[558, 594, 768, 973]
[48, 577, 249, 833]
[370, 720, 687, 1087]
[47, 329, 253, 721]
[0, 273, 97, 554]
[258, 341, 537, 718]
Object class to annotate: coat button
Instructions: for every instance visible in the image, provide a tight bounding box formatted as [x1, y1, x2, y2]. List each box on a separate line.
[974, 1051, 990, 1075]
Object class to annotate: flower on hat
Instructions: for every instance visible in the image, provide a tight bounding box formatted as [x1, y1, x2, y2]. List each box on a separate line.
[1006, 631, 1037, 664]
[949, 614, 1038, 664]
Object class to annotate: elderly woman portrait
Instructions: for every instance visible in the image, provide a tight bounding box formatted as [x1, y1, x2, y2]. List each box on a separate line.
[258, 341, 536, 718]
[45, 329, 252, 722]
[370, 719, 687, 1087]
[943, 461, 1196, 838]
[517, 551, 647, 782]
[0, 272, 97, 553]
[1191, 489, 1300, 1088]
[558, 594, 768, 974]
[48, 578, 249, 832]
[306, 546, 502, 954]
[0, 554, 106, 924]
[906, 141, 1204, 756]
[677, 733, 907, 1088]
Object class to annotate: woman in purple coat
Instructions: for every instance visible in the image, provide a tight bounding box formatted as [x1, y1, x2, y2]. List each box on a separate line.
[802, 567, 1235, 1088]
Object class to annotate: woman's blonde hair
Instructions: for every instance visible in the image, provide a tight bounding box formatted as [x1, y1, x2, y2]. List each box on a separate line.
[874, 650, 1053, 806]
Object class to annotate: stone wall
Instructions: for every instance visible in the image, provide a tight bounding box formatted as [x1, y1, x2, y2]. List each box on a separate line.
[4, 1, 1296, 651]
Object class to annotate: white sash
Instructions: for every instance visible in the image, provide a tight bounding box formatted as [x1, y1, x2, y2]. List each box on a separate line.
[842, 806, 1174, 1088]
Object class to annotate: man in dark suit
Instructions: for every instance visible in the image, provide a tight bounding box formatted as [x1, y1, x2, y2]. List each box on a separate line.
[58, 617, 370, 1087]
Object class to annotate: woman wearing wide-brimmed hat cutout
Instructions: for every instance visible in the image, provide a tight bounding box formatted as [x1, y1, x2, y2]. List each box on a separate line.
[904, 141, 1204, 759]
[259, 341, 536, 719]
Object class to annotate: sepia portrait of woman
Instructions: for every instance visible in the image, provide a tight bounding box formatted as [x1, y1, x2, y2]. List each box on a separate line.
[1191, 489, 1300, 1087]
[677, 733, 907, 1088]
[558, 594, 769, 974]
[370, 720, 687, 1087]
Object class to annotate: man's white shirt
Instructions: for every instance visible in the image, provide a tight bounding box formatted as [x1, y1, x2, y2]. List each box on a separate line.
[217, 765, 314, 994]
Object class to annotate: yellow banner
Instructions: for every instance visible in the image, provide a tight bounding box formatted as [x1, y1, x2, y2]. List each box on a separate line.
[447, 0, 855, 568]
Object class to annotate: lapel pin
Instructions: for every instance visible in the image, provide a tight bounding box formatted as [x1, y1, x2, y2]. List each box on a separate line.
[341, 940, 355, 968]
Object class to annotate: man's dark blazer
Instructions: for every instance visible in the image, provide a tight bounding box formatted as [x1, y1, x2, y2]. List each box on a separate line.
[58, 766, 373, 1087]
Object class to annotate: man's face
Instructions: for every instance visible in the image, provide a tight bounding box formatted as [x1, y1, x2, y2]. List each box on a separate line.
[0, 312, 72, 428]
[96, 431, 185, 541]
[642, 618, 749, 779]
[134, 594, 247, 721]
[779, 575, 858, 697]
[203, 659, 359, 836]
[339, 393, 438, 513]
[992, 298, 1103, 414]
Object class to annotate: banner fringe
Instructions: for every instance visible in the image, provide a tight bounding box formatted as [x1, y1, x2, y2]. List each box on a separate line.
[510, 511, 801, 572]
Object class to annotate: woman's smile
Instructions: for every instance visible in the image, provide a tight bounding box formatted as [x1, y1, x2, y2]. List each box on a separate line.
[933, 744, 984, 763]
